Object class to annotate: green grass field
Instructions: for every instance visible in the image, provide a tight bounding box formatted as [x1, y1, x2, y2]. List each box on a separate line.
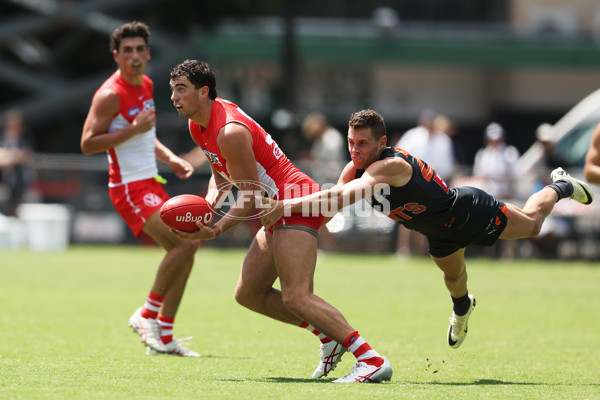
[1, 246, 599, 399]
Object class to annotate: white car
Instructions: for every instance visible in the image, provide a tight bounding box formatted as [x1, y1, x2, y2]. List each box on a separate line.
[515, 89, 600, 250]
[517, 88, 600, 177]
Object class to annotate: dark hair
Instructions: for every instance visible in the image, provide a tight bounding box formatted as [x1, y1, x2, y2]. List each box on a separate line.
[169, 59, 218, 100]
[110, 21, 150, 53]
[348, 109, 387, 140]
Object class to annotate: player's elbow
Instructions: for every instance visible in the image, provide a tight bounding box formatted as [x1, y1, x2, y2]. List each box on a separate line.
[80, 140, 99, 155]
[81, 145, 94, 155]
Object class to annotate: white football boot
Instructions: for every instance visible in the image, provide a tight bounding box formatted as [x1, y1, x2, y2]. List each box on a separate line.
[312, 340, 347, 378]
[128, 307, 167, 353]
[147, 337, 201, 357]
[551, 167, 593, 205]
[447, 294, 476, 349]
[332, 357, 393, 383]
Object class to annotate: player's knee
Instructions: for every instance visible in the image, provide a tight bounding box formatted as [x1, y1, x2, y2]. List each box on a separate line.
[234, 283, 254, 309]
[281, 291, 308, 315]
[174, 239, 200, 256]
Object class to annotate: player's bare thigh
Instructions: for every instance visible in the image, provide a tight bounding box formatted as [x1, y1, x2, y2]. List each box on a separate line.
[238, 227, 279, 293]
[271, 227, 318, 294]
[499, 203, 536, 239]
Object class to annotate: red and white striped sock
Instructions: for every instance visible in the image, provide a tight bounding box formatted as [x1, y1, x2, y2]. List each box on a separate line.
[140, 291, 163, 319]
[299, 321, 332, 344]
[158, 315, 174, 345]
[343, 331, 383, 367]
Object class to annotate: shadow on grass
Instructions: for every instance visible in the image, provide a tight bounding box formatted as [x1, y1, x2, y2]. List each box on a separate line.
[218, 378, 325, 383]
[416, 379, 540, 386]
[197, 354, 251, 360]
[227, 378, 600, 387]
[408, 379, 600, 387]
[252, 377, 332, 384]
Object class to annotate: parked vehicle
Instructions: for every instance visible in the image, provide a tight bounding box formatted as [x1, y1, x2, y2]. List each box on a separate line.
[517, 88, 600, 173]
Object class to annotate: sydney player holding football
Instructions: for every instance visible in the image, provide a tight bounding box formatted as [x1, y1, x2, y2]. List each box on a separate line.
[168, 60, 393, 383]
[81, 22, 200, 357]
[261, 109, 593, 352]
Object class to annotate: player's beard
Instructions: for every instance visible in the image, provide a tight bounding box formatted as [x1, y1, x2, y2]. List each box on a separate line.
[176, 108, 191, 119]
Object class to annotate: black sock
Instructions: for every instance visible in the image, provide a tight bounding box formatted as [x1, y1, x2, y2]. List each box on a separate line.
[452, 293, 471, 316]
[548, 180, 573, 200]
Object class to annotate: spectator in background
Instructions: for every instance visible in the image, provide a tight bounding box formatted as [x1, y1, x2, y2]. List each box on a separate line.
[0, 109, 37, 216]
[301, 112, 346, 186]
[429, 114, 456, 181]
[472, 122, 520, 200]
[529, 123, 572, 258]
[536, 123, 566, 170]
[300, 112, 348, 250]
[471, 122, 520, 258]
[395, 108, 435, 163]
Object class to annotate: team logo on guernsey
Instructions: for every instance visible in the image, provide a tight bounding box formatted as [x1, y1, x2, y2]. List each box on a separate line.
[143, 99, 154, 110]
[202, 148, 222, 166]
[128, 107, 142, 117]
[143, 193, 162, 207]
[128, 100, 154, 118]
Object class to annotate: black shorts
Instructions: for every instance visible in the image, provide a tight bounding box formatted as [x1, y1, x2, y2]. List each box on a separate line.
[427, 186, 508, 258]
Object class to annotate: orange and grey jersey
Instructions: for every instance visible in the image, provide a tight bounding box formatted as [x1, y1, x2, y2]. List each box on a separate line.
[357, 147, 507, 257]
[356, 147, 460, 238]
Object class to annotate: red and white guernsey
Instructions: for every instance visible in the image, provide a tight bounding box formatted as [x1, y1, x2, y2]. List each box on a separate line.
[97, 72, 158, 186]
[189, 98, 317, 199]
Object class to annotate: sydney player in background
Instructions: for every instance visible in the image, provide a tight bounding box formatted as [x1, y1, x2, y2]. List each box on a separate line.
[81, 21, 201, 357]
[261, 109, 593, 352]
[167, 59, 393, 383]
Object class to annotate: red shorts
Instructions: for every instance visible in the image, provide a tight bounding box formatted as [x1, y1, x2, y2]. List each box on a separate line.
[109, 177, 170, 237]
[267, 179, 325, 236]
[269, 213, 325, 236]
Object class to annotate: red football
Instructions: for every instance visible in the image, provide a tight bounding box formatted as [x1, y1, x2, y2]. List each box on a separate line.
[160, 194, 214, 232]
